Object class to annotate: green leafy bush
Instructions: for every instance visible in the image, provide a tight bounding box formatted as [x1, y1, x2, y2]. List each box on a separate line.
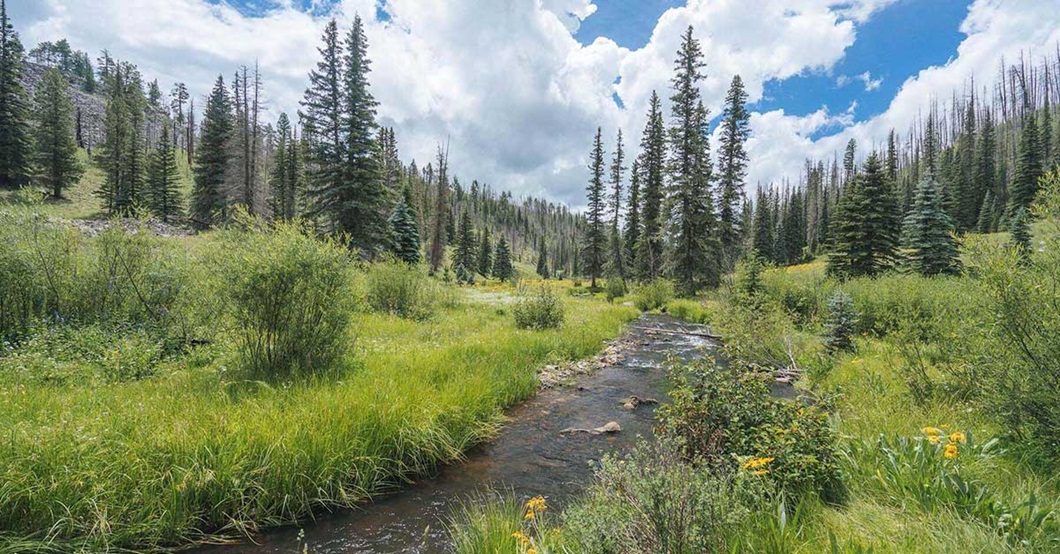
[604, 277, 627, 303]
[512, 286, 564, 330]
[365, 258, 437, 320]
[217, 222, 351, 379]
[634, 278, 675, 311]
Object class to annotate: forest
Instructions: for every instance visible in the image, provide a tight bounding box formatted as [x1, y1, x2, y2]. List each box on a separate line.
[1, 0, 1059, 552]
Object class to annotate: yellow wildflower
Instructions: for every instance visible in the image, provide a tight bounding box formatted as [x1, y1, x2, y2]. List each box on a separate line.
[944, 443, 958, 460]
[525, 510, 535, 520]
[741, 456, 775, 470]
[752, 469, 770, 476]
[927, 434, 942, 444]
[526, 496, 547, 514]
[512, 532, 530, 546]
[948, 431, 966, 444]
[527, 549, 537, 554]
[922, 426, 942, 436]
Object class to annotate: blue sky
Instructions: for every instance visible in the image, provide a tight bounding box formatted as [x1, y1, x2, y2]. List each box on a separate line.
[13, 0, 1060, 205]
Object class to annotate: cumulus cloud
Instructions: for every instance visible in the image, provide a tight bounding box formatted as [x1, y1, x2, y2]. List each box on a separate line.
[10, 0, 1060, 207]
[838, 71, 882, 91]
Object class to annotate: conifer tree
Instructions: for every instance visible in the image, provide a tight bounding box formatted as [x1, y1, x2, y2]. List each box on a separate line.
[428, 146, 450, 274]
[478, 227, 493, 276]
[1009, 207, 1032, 262]
[828, 153, 900, 278]
[975, 108, 998, 231]
[1010, 108, 1043, 216]
[843, 139, 857, 183]
[607, 129, 626, 278]
[751, 188, 774, 261]
[902, 175, 961, 276]
[583, 127, 607, 289]
[270, 113, 291, 220]
[717, 74, 750, 268]
[0, 0, 30, 189]
[191, 75, 233, 229]
[455, 209, 476, 272]
[635, 92, 666, 281]
[667, 26, 717, 294]
[302, 21, 346, 222]
[624, 159, 641, 269]
[536, 240, 550, 279]
[388, 186, 421, 265]
[146, 120, 182, 223]
[493, 236, 514, 281]
[31, 67, 81, 199]
[95, 63, 147, 216]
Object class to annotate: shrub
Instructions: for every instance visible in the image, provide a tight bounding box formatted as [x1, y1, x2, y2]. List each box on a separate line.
[365, 258, 437, 320]
[823, 290, 857, 353]
[604, 277, 627, 303]
[217, 222, 351, 379]
[634, 279, 675, 311]
[736, 251, 766, 301]
[563, 439, 754, 554]
[658, 356, 842, 502]
[512, 286, 564, 330]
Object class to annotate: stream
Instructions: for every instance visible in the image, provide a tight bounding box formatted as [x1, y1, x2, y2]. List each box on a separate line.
[198, 314, 717, 554]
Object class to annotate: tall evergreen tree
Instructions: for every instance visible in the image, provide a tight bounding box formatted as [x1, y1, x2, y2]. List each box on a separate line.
[191, 75, 233, 229]
[717, 74, 750, 268]
[902, 175, 961, 276]
[828, 153, 900, 278]
[635, 92, 666, 281]
[0, 0, 30, 189]
[624, 159, 641, 269]
[428, 146, 450, 274]
[536, 240, 550, 279]
[270, 113, 292, 220]
[843, 139, 857, 183]
[388, 186, 421, 265]
[667, 26, 717, 294]
[1009, 207, 1032, 263]
[492, 236, 514, 281]
[302, 21, 346, 223]
[607, 129, 626, 278]
[31, 67, 81, 199]
[146, 120, 182, 223]
[751, 188, 774, 261]
[478, 227, 493, 276]
[975, 108, 998, 231]
[584, 127, 607, 288]
[455, 209, 476, 272]
[1009, 106, 1043, 216]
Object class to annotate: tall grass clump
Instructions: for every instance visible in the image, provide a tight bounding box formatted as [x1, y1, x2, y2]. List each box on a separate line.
[634, 278, 675, 311]
[365, 258, 437, 320]
[513, 286, 565, 330]
[216, 221, 352, 379]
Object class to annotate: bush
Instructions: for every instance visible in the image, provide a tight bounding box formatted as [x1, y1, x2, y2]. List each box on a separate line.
[823, 290, 857, 353]
[365, 258, 437, 320]
[217, 222, 351, 379]
[512, 286, 564, 330]
[634, 279, 675, 311]
[604, 277, 627, 303]
[658, 356, 842, 502]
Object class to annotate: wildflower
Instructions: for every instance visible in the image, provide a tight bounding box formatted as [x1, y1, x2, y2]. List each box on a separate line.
[944, 443, 958, 460]
[741, 456, 775, 470]
[922, 426, 942, 436]
[752, 469, 770, 476]
[512, 532, 530, 546]
[527, 549, 537, 554]
[927, 434, 942, 444]
[948, 431, 966, 444]
[526, 496, 547, 513]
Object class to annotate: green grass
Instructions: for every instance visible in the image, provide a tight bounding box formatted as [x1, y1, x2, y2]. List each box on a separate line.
[0, 275, 636, 550]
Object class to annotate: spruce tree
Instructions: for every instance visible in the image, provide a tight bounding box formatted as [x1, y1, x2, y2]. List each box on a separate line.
[584, 127, 607, 289]
[388, 186, 421, 265]
[455, 209, 476, 272]
[302, 21, 346, 225]
[667, 27, 717, 294]
[1010, 108, 1043, 216]
[751, 188, 774, 261]
[635, 92, 666, 282]
[828, 153, 900, 278]
[493, 236, 514, 281]
[31, 67, 82, 199]
[717, 74, 750, 268]
[191, 75, 232, 229]
[270, 113, 291, 220]
[975, 108, 998, 232]
[146, 120, 183, 223]
[0, 0, 30, 189]
[536, 240, 550, 279]
[607, 129, 626, 278]
[843, 139, 857, 183]
[478, 227, 493, 276]
[902, 175, 961, 276]
[624, 159, 641, 269]
[1009, 207, 1032, 263]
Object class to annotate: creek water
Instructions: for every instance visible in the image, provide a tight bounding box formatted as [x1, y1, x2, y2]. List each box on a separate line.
[199, 314, 716, 554]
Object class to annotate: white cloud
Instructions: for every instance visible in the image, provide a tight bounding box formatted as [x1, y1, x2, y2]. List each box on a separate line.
[838, 71, 882, 91]
[11, 0, 1060, 207]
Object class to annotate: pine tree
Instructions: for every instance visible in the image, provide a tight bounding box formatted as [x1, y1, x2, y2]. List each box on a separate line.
[975, 108, 998, 231]
[478, 227, 493, 276]
[428, 146, 450, 274]
[1009, 207, 1032, 262]
[717, 74, 750, 268]
[667, 27, 717, 294]
[536, 240, 550, 279]
[607, 129, 626, 278]
[902, 175, 961, 276]
[1010, 107, 1043, 216]
[95, 63, 147, 216]
[843, 139, 857, 183]
[388, 186, 421, 265]
[751, 188, 774, 261]
[584, 127, 607, 289]
[455, 209, 476, 272]
[302, 21, 346, 223]
[191, 75, 232, 229]
[635, 92, 666, 281]
[828, 153, 900, 278]
[146, 120, 183, 223]
[624, 159, 641, 269]
[31, 67, 81, 199]
[270, 113, 291, 220]
[0, 0, 30, 189]
[493, 236, 514, 281]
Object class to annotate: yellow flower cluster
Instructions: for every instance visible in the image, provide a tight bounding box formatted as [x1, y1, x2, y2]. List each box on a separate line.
[525, 496, 547, 520]
[512, 531, 530, 546]
[741, 456, 774, 476]
[923, 426, 965, 459]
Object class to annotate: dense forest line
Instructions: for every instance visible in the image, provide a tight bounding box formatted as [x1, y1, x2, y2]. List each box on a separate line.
[0, 0, 583, 277]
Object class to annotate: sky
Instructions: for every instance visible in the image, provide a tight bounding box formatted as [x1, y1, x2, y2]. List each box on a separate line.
[9, 0, 1060, 208]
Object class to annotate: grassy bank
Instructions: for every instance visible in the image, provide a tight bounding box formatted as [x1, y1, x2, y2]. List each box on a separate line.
[0, 213, 637, 551]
